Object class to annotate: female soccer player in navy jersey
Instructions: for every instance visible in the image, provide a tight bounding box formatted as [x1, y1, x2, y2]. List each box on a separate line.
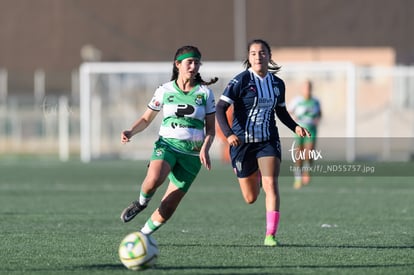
[216, 39, 310, 246]
[120, 45, 218, 235]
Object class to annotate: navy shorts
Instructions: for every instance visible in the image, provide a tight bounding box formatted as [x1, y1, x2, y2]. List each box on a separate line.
[230, 139, 282, 178]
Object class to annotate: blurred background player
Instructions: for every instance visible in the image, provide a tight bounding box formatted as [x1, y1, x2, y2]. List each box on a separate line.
[288, 80, 322, 189]
[120, 45, 218, 235]
[216, 39, 310, 246]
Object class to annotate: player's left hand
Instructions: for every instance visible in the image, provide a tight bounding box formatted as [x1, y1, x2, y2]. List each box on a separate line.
[295, 126, 311, 138]
[227, 134, 241, 147]
[199, 151, 211, 170]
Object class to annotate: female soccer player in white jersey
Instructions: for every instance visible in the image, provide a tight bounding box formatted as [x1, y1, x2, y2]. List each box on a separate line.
[120, 45, 218, 235]
[216, 39, 310, 246]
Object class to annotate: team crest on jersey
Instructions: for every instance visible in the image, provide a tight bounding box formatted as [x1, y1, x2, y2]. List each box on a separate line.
[195, 95, 203, 105]
[273, 83, 280, 96]
[155, 148, 164, 157]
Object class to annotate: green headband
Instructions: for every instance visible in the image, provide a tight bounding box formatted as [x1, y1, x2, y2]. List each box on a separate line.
[176, 52, 201, 61]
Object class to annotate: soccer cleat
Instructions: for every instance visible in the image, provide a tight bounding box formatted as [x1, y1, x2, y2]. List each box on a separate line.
[293, 179, 302, 190]
[264, 235, 278, 246]
[120, 200, 147, 223]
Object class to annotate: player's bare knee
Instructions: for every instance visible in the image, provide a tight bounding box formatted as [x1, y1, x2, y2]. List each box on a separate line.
[244, 195, 258, 204]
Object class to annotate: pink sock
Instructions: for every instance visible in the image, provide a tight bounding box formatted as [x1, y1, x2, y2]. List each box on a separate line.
[266, 211, 280, 236]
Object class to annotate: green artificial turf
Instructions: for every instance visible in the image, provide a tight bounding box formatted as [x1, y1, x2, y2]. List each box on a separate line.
[0, 159, 413, 274]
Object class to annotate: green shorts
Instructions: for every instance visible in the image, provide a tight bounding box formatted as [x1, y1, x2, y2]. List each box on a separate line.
[151, 139, 201, 193]
[295, 126, 317, 146]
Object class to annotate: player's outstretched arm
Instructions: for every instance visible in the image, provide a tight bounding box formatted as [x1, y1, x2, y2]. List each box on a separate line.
[275, 105, 311, 138]
[121, 108, 158, 144]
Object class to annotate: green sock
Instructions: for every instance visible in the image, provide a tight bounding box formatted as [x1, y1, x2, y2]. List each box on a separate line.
[141, 218, 163, 235]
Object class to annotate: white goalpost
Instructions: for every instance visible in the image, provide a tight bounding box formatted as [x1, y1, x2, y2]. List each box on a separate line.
[79, 62, 244, 162]
[79, 61, 357, 163]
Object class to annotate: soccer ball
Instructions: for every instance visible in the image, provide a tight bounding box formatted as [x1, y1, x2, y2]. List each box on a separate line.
[118, 231, 159, 270]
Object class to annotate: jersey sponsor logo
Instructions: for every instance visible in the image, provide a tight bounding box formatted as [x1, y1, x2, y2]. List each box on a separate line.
[175, 104, 195, 117]
[258, 97, 274, 108]
[171, 122, 197, 129]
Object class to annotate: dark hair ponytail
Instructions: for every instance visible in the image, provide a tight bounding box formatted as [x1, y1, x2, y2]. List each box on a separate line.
[242, 39, 281, 74]
[170, 45, 218, 85]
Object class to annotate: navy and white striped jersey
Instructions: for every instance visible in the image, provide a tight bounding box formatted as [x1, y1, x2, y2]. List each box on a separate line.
[220, 68, 286, 143]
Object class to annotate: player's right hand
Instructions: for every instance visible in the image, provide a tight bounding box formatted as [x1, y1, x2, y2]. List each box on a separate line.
[227, 134, 241, 147]
[121, 130, 132, 144]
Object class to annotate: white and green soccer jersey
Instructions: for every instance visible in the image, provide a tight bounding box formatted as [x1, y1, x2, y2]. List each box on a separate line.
[148, 81, 216, 155]
[289, 96, 321, 128]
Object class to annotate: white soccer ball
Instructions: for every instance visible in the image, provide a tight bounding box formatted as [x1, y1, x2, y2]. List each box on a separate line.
[118, 231, 159, 270]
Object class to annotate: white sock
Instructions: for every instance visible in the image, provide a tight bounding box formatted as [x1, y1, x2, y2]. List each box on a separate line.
[139, 190, 153, 206]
